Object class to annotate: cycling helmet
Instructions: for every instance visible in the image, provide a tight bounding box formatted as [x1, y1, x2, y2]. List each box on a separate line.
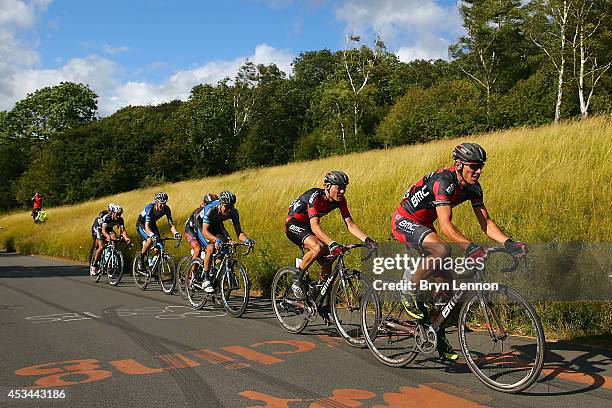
[453, 143, 487, 163]
[108, 203, 123, 214]
[203, 193, 218, 205]
[324, 170, 349, 186]
[219, 191, 237, 205]
[154, 192, 169, 204]
[108, 202, 117, 212]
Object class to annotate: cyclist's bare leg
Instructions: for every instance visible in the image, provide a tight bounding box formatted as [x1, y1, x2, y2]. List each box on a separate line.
[203, 242, 214, 273]
[409, 233, 450, 284]
[93, 239, 105, 263]
[297, 235, 325, 278]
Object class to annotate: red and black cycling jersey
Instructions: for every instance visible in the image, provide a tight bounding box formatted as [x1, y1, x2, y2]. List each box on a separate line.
[397, 166, 484, 227]
[285, 188, 352, 225]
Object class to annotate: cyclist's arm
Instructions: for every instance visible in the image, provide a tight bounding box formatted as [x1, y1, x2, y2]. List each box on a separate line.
[201, 223, 219, 243]
[102, 226, 113, 241]
[472, 204, 509, 243]
[118, 224, 130, 242]
[437, 205, 471, 251]
[344, 217, 368, 242]
[144, 223, 155, 238]
[310, 217, 334, 245]
[165, 207, 179, 236]
[232, 224, 248, 242]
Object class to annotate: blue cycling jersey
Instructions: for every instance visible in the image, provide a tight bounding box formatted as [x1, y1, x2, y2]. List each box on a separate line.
[195, 200, 240, 229]
[137, 203, 174, 226]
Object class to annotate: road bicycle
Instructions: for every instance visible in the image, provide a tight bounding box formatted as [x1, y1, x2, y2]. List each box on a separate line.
[186, 242, 253, 317]
[271, 243, 375, 348]
[132, 236, 181, 294]
[360, 247, 545, 393]
[90, 239, 128, 285]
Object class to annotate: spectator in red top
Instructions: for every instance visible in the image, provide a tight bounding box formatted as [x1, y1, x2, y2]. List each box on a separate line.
[31, 192, 44, 220]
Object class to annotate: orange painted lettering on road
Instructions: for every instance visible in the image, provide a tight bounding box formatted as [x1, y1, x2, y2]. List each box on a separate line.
[15, 359, 112, 387]
[222, 346, 284, 365]
[189, 348, 238, 365]
[110, 359, 165, 375]
[372, 385, 489, 408]
[240, 391, 301, 408]
[541, 365, 612, 389]
[250, 340, 316, 355]
[309, 389, 376, 408]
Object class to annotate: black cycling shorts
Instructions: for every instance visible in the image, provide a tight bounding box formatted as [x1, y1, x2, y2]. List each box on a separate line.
[391, 211, 434, 252]
[285, 219, 312, 248]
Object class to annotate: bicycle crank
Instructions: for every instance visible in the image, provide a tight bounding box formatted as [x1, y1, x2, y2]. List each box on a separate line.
[415, 325, 437, 353]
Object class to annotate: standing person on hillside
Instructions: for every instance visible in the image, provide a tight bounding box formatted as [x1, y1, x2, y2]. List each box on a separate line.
[31, 192, 44, 221]
[285, 171, 379, 302]
[391, 142, 528, 361]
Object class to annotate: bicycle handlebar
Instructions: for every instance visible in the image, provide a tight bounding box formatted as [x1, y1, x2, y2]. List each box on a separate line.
[484, 247, 521, 273]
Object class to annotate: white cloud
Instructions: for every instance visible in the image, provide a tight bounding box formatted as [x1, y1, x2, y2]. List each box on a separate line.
[99, 43, 294, 115]
[102, 44, 130, 55]
[335, 0, 462, 62]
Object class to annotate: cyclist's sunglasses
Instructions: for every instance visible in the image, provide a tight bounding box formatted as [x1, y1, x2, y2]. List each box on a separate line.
[464, 162, 485, 171]
[332, 184, 347, 190]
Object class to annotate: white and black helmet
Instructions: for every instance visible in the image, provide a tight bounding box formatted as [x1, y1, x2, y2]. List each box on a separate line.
[110, 204, 123, 215]
[453, 143, 487, 163]
[219, 191, 236, 205]
[108, 202, 117, 212]
[324, 170, 349, 186]
[154, 192, 169, 204]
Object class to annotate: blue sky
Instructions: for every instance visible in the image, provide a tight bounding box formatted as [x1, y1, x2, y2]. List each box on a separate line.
[0, 0, 464, 115]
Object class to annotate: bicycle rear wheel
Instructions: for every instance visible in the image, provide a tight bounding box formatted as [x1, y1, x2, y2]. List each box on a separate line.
[186, 259, 207, 309]
[330, 270, 371, 348]
[271, 267, 308, 334]
[132, 255, 150, 290]
[361, 285, 419, 367]
[176, 256, 191, 298]
[458, 286, 545, 393]
[220, 260, 250, 317]
[108, 250, 124, 286]
[159, 254, 176, 295]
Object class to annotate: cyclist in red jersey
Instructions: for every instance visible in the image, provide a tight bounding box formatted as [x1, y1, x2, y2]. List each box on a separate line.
[392, 143, 527, 360]
[286, 171, 378, 299]
[31, 192, 44, 220]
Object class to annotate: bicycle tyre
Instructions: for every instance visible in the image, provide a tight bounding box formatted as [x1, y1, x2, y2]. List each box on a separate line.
[330, 270, 371, 348]
[176, 256, 191, 299]
[108, 249, 124, 286]
[220, 260, 250, 317]
[271, 267, 308, 334]
[159, 254, 176, 295]
[458, 287, 545, 393]
[132, 255, 150, 290]
[186, 259, 207, 309]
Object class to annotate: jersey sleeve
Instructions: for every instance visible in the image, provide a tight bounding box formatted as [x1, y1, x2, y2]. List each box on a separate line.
[307, 190, 323, 219]
[231, 208, 240, 225]
[338, 198, 352, 219]
[468, 184, 484, 208]
[144, 204, 154, 223]
[202, 205, 214, 225]
[432, 174, 455, 207]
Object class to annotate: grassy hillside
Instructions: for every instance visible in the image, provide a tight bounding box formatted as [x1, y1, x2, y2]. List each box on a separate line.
[1, 116, 610, 342]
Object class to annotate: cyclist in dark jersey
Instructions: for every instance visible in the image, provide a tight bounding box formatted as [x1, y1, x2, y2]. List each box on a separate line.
[184, 193, 219, 259]
[286, 171, 378, 299]
[191, 191, 254, 293]
[135, 192, 181, 270]
[392, 143, 527, 360]
[90, 203, 130, 275]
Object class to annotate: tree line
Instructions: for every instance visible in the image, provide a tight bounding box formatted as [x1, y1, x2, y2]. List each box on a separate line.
[1, 0, 610, 210]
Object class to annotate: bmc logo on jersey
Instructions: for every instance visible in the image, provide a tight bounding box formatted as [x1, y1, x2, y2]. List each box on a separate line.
[398, 219, 417, 232]
[410, 186, 430, 207]
[288, 224, 305, 233]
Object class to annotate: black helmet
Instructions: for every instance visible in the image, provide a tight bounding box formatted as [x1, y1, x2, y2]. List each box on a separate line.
[453, 143, 486, 163]
[219, 191, 237, 205]
[324, 170, 349, 186]
[203, 193, 218, 205]
[154, 192, 169, 204]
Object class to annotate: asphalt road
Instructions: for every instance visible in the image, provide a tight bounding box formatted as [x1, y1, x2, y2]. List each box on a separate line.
[0, 253, 610, 407]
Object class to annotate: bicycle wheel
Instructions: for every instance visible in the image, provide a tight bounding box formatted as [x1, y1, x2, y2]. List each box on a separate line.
[186, 259, 207, 309]
[108, 249, 124, 286]
[330, 270, 371, 348]
[176, 256, 191, 298]
[132, 254, 150, 290]
[159, 254, 176, 295]
[271, 267, 308, 334]
[458, 286, 545, 393]
[361, 285, 419, 367]
[220, 260, 250, 317]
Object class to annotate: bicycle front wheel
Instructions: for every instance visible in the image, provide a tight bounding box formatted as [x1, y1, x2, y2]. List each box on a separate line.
[132, 255, 150, 290]
[176, 256, 191, 299]
[458, 286, 545, 393]
[220, 260, 250, 317]
[330, 270, 371, 348]
[271, 267, 308, 334]
[186, 259, 207, 309]
[159, 254, 176, 295]
[108, 250, 124, 286]
[360, 285, 419, 367]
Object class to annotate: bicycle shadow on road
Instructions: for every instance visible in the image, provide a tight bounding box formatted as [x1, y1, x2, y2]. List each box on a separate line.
[0, 264, 87, 279]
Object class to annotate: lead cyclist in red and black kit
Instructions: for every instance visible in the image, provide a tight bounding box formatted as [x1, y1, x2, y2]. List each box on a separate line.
[286, 171, 378, 299]
[392, 143, 528, 361]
